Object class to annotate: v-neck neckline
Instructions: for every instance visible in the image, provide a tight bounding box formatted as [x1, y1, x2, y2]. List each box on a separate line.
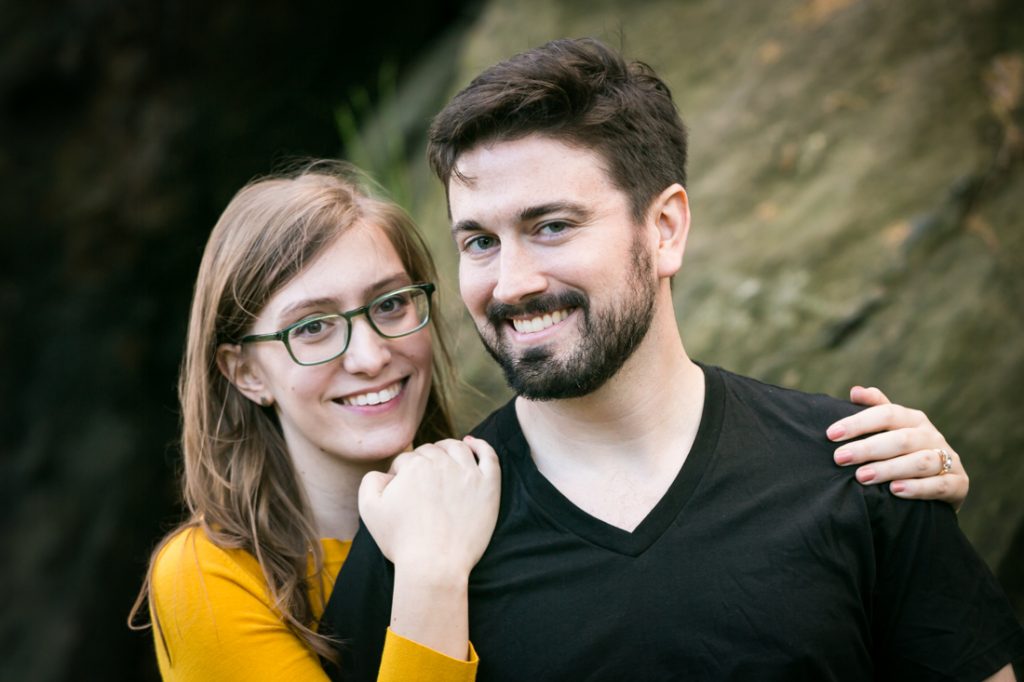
[495, 363, 724, 556]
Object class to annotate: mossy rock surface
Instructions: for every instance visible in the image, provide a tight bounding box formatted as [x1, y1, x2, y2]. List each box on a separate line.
[390, 0, 1024, 614]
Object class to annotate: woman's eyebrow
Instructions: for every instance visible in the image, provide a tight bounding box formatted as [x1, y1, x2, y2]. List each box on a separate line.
[276, 273, 413, 320]
[278, 297, 338, 321]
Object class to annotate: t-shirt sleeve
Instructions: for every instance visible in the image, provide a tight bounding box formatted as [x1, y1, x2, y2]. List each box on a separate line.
[150, 530, 331, 681]
[868, 491, 1024, 680]
[376, 630, 478, 682]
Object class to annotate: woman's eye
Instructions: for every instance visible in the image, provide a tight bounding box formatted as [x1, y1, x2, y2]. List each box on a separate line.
[373, 293, 409, 317]
[292, 318, 330, 339]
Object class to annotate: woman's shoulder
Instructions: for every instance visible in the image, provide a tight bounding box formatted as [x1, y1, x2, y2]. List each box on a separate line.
[148, 531, 341, 678]
[151, 525, 268, 614]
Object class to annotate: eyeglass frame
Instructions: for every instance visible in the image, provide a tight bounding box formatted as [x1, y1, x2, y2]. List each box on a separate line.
[237, 282, 435, 366]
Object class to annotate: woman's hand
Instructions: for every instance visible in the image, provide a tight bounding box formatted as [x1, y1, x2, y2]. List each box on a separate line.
[358, 436, 500, 660]
[359, 435, 500, 574]
[828, 386, 969, 510]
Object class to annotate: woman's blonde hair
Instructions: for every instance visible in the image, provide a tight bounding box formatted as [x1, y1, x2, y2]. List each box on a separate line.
[129, 159, 455, 663]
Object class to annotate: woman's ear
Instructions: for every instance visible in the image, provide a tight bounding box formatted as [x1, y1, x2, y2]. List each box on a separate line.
[648, 183, 691, 279]
[217, 343, 273, 407]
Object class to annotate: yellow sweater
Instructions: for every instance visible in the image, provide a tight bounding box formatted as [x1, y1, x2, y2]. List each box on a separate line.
[150, 527, 477, 681]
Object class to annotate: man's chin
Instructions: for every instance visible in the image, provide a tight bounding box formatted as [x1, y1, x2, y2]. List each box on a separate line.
[480, 330, 607, 400]
[498, 355, 593, 401]
[518, 345, 554, 363]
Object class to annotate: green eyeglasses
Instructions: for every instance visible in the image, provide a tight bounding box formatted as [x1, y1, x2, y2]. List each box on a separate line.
[239, 283, 435, 366]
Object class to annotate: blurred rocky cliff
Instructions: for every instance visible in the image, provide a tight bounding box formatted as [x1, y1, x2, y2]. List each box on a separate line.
[2, 0, 1021, 679]
[362, 0, 1024, 640]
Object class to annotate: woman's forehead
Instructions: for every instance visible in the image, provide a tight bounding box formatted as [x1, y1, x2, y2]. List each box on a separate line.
[264, 223, 411, 317]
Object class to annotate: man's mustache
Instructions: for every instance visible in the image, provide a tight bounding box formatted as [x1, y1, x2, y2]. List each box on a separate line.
[486, 291, 588, 326]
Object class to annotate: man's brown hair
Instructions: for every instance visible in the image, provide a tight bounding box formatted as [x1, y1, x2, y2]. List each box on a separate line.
[428, 37, 688, 222]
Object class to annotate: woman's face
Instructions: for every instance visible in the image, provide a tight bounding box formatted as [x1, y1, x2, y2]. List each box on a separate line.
[234, 222, 434, 466]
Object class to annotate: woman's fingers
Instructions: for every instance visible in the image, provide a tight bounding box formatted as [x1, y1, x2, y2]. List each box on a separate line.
[358, 470, 395, 514]
[833, 428, 942, 465]
[852, 447, 959, 484]
[852, 445, 968, 509]
[848, 385, 890, 407]
[829, 388, 970, 509]
[388, 451, 417, 475]
[410, 437, 500, 479]
[828, 402, 928, 443]
[430, 438, 479, 469]
[463, 435, 500, 480]
[888, 469, 968, 508]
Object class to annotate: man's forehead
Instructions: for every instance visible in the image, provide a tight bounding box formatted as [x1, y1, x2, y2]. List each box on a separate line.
[448, 136, 617, 219]
[452, 135, 607, 175]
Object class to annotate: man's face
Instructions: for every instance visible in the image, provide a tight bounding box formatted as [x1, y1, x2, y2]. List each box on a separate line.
[449, 135, 658, 400]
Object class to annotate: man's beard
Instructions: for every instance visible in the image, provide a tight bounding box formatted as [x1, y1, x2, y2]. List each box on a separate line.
[478, 237, 657, 401]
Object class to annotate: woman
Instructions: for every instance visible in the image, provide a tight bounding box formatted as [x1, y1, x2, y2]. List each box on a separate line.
[131, 160, 494, 680]
[130, 160, 967, 681]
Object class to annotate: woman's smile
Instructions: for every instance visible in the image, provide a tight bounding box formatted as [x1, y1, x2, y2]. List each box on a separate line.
[334, 378, 406, 408]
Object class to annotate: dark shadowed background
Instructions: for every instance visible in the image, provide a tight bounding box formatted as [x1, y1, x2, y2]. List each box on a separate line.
[2, 1, 1022, 680]
[0, 2, 476, 679]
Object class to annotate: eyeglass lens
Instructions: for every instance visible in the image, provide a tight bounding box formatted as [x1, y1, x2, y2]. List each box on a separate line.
[286, 287, 430, 364]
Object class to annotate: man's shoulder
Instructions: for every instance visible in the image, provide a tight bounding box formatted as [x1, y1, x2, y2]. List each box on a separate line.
[703, 364, 866, 476]
[710, 364, 863, 430]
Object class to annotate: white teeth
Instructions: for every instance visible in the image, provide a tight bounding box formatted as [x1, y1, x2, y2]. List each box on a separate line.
[512, 308, 570, 334]
[341, 381, 403, 407]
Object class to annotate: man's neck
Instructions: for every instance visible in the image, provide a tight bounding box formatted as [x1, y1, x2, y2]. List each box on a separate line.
[515, 321, 705, 532]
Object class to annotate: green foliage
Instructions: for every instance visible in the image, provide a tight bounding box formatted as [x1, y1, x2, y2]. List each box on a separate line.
[335, 62, 418, 214]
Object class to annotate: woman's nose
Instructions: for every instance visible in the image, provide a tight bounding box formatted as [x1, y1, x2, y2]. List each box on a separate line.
[341, 317, 391, 376]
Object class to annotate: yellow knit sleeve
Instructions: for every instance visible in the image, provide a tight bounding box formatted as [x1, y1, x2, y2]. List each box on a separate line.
[377, 629, 479, 682]
[149, 529, 478, 681]
[150, 528, 330, 681]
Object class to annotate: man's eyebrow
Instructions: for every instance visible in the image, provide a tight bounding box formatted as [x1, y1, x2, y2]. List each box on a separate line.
[519, 202, 590, 223]
[451, 219, 482, 236]
[451, 202, 591, 236]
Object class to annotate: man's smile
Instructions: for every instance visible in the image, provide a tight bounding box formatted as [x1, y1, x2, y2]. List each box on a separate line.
[511, 308, 574, 334]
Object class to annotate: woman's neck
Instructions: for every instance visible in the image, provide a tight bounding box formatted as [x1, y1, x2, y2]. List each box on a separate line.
[287, 444, 394, 541]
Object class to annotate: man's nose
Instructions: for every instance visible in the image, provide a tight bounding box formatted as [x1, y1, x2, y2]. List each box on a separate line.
[341, 317, 391, 376]
[492, 243, 548, 304]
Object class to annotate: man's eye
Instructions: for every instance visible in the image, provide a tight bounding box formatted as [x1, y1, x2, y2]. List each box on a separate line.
[465, 235, 498, 253]
[540, 221, 569, 235]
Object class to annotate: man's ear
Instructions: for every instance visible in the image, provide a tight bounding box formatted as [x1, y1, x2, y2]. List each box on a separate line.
[216, 343, 272, 407]
[647, 183, 691, 279]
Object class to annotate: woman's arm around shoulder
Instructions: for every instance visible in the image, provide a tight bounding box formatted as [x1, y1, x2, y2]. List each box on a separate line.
[152, 527, 480, 682]
[360, 435, 500, 680]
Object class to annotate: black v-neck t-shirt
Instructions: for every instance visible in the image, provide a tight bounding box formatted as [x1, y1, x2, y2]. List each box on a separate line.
[323, 364, 1024, 681]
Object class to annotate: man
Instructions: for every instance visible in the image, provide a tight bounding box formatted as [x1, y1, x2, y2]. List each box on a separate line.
[325, 39, 1024, 679]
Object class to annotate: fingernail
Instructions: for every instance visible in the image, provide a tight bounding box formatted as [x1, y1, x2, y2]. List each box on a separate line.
[856, 467, 876, 483]
[891, 482, 906, 494]
[827, 425, 845, 441]
[834, 448, 853, 465]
